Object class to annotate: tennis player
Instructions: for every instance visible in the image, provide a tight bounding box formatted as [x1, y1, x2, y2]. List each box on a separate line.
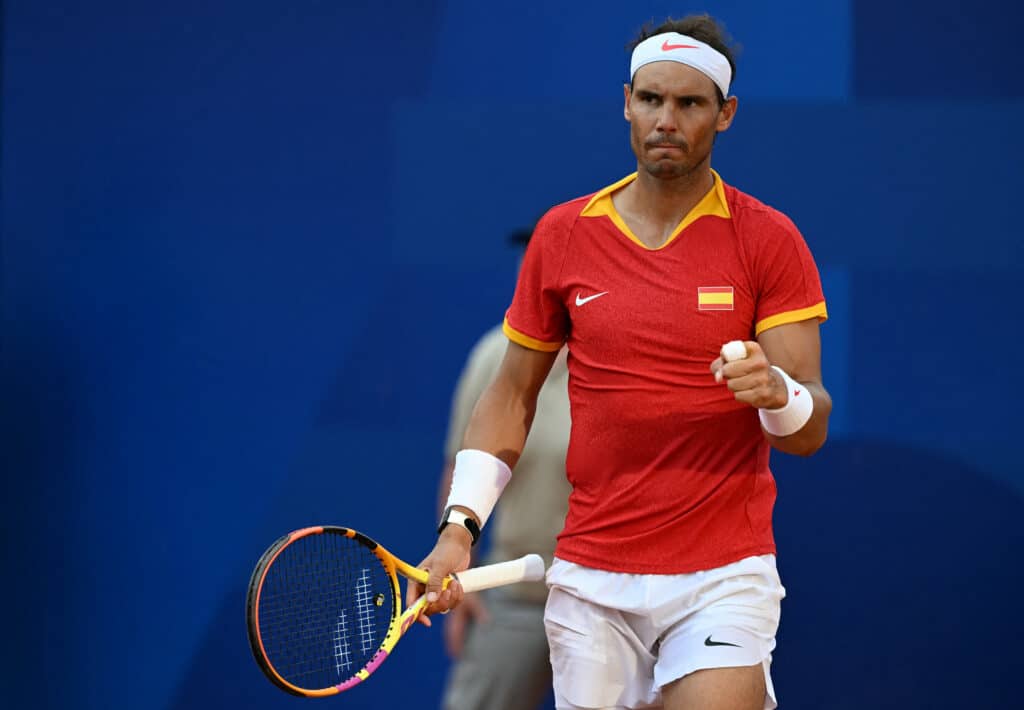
[410, 14, 831, 710]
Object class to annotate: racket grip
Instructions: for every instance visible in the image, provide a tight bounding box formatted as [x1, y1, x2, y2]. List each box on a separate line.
[454, 554, 546, 593]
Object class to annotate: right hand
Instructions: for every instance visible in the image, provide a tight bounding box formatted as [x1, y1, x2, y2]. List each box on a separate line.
[443, 592, 491, 658]
[404, 525, 473, 627]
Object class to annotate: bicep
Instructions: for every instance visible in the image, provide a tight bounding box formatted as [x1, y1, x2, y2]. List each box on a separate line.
[756, 319, 822, 384]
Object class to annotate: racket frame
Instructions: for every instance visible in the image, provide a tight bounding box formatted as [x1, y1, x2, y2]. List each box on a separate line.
[246, 525, 433, 697]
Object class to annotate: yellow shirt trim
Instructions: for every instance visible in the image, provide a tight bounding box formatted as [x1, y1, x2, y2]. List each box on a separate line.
[579, 169, 731, 250]
[755, 302, 829, 336]
[503, 318, 563, 352]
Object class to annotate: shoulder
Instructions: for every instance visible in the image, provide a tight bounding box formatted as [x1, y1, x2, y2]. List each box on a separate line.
[545, 193, 593, 223]
[517, 195, 595, 281]
[532, 193, 595, 243]
[723, 182, 804, 244]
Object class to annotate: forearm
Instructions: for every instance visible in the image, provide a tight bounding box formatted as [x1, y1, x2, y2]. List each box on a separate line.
[445, 341, 555, 527]
[763, 380, 832, 456]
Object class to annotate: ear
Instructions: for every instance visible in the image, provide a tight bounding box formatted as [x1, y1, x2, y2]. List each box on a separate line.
[716, 95, 738, 133]
[623, 83, 632, 122]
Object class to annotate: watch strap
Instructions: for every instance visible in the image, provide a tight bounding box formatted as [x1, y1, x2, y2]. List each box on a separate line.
[437, 506, 481, 546]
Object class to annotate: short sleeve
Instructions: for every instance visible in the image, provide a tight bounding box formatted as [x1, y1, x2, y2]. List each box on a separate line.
[750, 211, 827, 335]
[503, 210, 570, 351]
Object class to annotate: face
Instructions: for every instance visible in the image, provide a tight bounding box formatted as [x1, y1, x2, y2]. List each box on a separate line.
[624, 61, 737, 180]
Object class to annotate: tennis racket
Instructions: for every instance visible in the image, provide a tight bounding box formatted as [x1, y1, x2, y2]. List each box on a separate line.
[246, 525, 545, 697]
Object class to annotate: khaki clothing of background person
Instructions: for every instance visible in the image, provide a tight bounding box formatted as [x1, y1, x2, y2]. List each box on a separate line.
[439, 325, 570, 710]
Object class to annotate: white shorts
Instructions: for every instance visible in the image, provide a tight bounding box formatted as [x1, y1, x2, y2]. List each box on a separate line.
[544, 555, 785, 710]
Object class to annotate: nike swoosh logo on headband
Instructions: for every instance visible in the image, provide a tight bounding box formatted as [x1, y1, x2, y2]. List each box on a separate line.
[662, 40, 699, 51]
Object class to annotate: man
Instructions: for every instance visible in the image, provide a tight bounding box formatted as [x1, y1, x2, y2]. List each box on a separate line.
[437, 227, 571, 710]
[410, 14, 831, 710]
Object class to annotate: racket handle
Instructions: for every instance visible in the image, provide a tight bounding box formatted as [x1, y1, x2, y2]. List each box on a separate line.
[454, 554, 546, 593]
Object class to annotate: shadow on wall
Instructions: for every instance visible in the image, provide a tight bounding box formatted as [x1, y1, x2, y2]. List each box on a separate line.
[771, 439, 1024, 709]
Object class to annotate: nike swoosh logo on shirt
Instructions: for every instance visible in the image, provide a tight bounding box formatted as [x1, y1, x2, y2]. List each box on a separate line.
[575, 292, 608, 306]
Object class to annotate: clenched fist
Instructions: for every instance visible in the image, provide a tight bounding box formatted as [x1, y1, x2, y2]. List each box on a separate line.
[709, 340, 790, 410]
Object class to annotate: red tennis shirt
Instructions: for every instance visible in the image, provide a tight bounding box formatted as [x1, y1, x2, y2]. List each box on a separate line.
[503, 171, 827, 574]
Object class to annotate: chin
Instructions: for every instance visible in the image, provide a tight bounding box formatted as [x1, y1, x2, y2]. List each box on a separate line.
[644, 160, 689, 179]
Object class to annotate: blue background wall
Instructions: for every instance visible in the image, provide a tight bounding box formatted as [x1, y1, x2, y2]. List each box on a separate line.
[2, 1, 1022, 708]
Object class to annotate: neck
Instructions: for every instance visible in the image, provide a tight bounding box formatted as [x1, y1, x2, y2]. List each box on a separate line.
[625, 159, 715, 227]
[618, 156, 716, 231]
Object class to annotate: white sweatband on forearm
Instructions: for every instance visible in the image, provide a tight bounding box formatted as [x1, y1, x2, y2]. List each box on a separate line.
[445, 449, 512, 528]
[759, 366, 814, 437]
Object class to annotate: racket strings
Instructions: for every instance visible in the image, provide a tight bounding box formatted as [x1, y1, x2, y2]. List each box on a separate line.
[257, 531, 395, 689]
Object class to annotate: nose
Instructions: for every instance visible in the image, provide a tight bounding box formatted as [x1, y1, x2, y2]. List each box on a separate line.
[654, 102, 678, 133]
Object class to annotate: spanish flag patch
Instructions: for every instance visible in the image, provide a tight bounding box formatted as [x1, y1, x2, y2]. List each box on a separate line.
[698, 286, 734, 311]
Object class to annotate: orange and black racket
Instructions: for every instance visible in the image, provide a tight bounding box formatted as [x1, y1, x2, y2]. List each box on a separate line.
[246, 525, 544, 697]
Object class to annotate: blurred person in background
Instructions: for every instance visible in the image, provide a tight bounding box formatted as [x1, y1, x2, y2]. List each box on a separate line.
[437, 224, 571, 710]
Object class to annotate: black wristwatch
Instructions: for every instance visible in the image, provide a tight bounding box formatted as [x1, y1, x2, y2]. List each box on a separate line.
[437, 506, 481, 546]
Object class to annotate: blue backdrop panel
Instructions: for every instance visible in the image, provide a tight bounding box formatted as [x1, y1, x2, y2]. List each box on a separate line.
[854, 0, 1024, 98]
[713, 102, 1024, 271]
[849, 268, 1022, 495]
[3, 1, 1023, 709]
[392, 99, 1024, 272]
[2, 0, 446, 707]
[429, 0, 851, 100]
[772, 441, 1024, 709]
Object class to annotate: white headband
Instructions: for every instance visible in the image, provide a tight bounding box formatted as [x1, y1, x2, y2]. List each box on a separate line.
[629, 32, 732, 98]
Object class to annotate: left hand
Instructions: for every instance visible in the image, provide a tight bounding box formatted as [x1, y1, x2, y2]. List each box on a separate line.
[710, 340, 788, 409]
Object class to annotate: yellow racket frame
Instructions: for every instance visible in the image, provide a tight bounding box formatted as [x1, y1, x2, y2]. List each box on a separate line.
[247, 525, 444, 697]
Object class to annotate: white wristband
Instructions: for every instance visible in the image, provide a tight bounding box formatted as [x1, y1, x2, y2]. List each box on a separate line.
[445, 449, 512, 528]
[758, 366, 814, 437]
